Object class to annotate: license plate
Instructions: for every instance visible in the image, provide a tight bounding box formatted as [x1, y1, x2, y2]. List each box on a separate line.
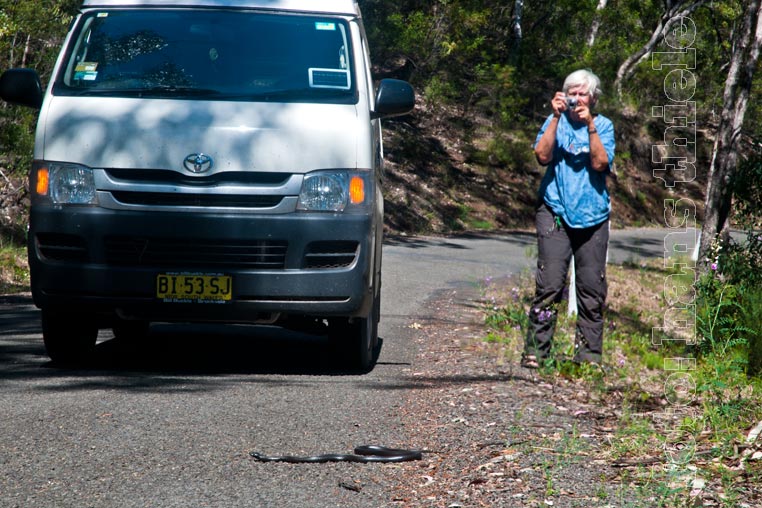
[156, 273, 232, 303]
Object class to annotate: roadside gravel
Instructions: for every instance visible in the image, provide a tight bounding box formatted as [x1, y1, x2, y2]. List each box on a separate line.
[388, 285, 631, 508]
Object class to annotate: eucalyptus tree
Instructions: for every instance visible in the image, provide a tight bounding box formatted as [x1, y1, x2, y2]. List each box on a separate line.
[698, 0, 762, 273]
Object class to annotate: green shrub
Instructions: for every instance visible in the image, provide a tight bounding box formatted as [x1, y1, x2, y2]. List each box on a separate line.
[721, 155, 762, 289]
[695, 270, 749, 357]
[0, 107, 36, 176]
[742, 286, 762, 376]
[693, 153, 762, 375]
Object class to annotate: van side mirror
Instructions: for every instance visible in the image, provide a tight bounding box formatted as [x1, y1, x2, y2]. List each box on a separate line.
[0, 68, 43, 109]
[373, 79, 414, 119]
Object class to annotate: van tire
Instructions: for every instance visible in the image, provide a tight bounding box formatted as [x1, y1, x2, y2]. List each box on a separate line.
[331, 294, 379, 372]
[112, 318, 150, 341]
[42, 309, 98, 365]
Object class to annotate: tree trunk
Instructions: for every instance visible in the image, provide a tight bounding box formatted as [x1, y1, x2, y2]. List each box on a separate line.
[9, 32, 17, 69]
[510, 0, 524, 58]
[587, 0, 608, 47]
[512, 0, 524, 40]
[698, 0, 762, 272]
[614, 0, 707, 100]
[22, 34, 31, 68]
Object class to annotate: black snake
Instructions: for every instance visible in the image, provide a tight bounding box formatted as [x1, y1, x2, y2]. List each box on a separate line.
[250, 445, 422, 463]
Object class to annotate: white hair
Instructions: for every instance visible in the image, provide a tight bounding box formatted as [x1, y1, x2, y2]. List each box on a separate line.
[563, 69, 602, 100]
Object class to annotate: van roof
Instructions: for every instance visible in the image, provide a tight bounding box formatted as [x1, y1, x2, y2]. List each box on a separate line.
[80, 0, 361, 16]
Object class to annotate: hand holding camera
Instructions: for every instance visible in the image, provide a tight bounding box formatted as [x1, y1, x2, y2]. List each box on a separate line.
[563, 92, 595, 127]
[551, 91, 567, 117]
[551, 91, 591, 120]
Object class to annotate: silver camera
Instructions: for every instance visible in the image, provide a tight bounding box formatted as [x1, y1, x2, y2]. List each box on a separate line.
[566, 96, 578, 109]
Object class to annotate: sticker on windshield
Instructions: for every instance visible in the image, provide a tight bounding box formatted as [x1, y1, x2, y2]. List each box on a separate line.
[74, 62, 99, 81]
[315, 22, 336, 31]
[97, 12, 108, 18]
[309, 68, 350, 90]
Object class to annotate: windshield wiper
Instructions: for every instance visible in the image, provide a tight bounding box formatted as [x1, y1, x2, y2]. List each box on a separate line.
[220, 87, 350, 101]
[145, 86, 222, 96]
[70, 86, 221, 97]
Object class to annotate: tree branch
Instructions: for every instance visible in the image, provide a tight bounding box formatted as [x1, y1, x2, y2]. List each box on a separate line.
[614, 0, 708, 100]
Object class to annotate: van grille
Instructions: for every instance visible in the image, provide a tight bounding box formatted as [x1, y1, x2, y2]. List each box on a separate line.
[105, 169, 290, 186]
[104, 237, 288, 269]
[110, 192, 283, 209]
[36, 233, 89, 262]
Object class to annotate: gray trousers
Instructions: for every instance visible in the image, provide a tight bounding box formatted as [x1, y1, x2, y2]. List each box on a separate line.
[524, 204, 609, 363]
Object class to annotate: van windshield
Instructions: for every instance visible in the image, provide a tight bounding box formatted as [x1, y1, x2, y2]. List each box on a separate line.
[54, 9, 357, 103]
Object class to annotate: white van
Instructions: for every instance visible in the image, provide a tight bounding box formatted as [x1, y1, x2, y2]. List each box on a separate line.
[0, 0, 415, 370]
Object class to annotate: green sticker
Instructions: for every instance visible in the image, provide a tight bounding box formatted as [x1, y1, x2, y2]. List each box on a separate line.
[315, 22, 336, 31]
[74, 71, 98, 81]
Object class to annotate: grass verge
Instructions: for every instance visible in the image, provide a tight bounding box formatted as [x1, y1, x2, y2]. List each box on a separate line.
[481, 258, 762, 507]
[0, 244, 29, 294]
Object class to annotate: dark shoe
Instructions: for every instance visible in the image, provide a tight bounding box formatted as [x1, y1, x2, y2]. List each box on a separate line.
[572, 353, 602, 365]
[520, 354, 540, 369]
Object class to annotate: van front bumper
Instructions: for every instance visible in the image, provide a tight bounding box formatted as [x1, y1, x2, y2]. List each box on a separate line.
[28, 207, 378, 324]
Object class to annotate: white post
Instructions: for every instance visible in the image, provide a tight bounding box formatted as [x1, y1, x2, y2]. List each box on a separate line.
[692, 230, 702, 262]
[568, 257, 577, 316]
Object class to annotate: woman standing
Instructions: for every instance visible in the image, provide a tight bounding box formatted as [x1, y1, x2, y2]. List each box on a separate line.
[522, 69, 616, 369]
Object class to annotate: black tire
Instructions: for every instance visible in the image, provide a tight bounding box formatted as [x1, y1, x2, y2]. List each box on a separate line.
[112, 318, 150, 341]
[358, 292, 380, 369]
[41, 309, 98, 365]
[331, 293, 379, 372]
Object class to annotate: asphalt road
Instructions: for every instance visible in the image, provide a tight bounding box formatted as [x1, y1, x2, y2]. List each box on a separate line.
[0, 227, 692, 507]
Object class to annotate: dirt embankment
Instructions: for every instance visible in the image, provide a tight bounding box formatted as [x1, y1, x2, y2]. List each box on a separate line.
[381, 102, 710, 236]
[0, 171, 28, 245]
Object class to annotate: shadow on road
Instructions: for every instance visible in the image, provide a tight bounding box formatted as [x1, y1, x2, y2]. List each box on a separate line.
[0, 294, 384, 385]
[88, 324, 382, 377]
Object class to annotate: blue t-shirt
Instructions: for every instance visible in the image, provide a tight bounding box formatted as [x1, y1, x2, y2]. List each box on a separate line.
[534, 112, 615, 228]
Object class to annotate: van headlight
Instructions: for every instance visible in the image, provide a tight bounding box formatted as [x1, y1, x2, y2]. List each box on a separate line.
[32, 162, 97, 205]
[297, 170, 371, 212]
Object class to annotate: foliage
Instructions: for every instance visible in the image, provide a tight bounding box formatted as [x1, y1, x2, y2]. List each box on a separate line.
[483, 283, 529, 333]
[0, 0, 79, 177]
[0, 105, 36, 172]
[743, 286, 762, 376]
[362, 0, 743, 121]
[693, 149, 762, 375]
[721, 154, 762, 289]
[694, 242, 748, 356]
[0, 0, 79, 70]
[700, 256, 762, 377]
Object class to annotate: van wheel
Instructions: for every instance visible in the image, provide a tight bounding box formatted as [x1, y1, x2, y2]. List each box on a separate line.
[112, 318, 150, 341]
[41, 309, 98, 365]
[331, 294, 379, 372]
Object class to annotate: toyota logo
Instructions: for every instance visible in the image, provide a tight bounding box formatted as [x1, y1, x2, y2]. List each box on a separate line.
[183, 153, 214, 174]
